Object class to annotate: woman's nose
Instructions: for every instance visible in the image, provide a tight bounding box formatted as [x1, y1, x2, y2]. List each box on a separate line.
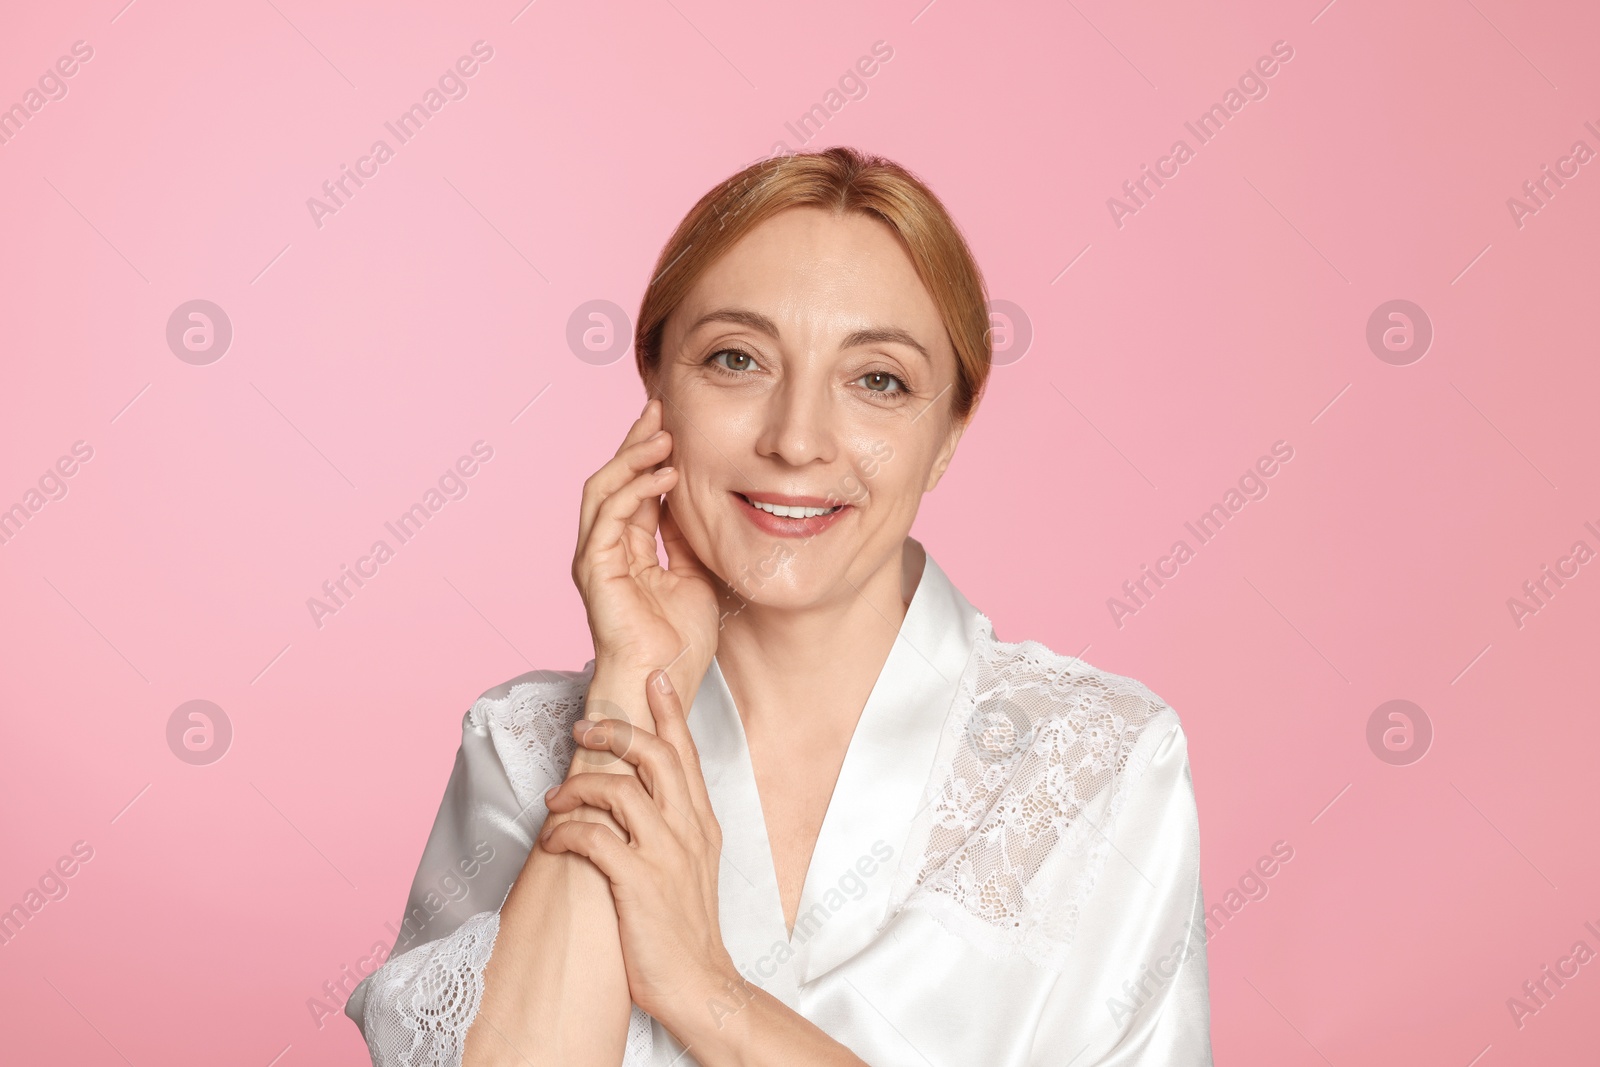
[755, 378, 836, 468]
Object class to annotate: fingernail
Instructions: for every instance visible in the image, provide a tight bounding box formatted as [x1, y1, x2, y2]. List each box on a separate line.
[647, 429, 665, 441]
[545, 785, 558, 800]
[574, 720, 593, 739]
[653, 670, 674, 695]
[540, 822, 554, 841]
[656, 466, 675, 479]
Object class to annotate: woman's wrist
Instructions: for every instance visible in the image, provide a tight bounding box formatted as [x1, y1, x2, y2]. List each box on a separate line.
[647, 955, 749, 1053]
[564, 656, 707, 788]
[587, 655, 712, 725]
[584, 659, 658, 731]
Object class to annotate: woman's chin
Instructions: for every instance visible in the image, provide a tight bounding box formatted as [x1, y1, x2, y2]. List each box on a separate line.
[710, 555, 856, 612]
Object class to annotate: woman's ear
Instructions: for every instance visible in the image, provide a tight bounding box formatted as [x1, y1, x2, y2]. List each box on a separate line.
[924, 416, 967, 492]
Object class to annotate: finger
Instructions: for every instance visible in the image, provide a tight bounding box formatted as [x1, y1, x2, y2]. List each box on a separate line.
[577, 432, 674, 551]
[614, 397, 662, 457]
[622, 492, 665, 569]
[629, 488, 662, 552]
[545, 771, 667, 848]
[572, 717, 697, 832]
[588, 466, 678, 565]
[645, 670, 716, 826]
[539, 817, 639, 884]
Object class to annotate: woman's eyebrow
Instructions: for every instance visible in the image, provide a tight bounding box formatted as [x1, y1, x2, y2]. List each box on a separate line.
[687, 308, 931, 365]
[841, 326, 930, 365]
[686, 307, 780, 338]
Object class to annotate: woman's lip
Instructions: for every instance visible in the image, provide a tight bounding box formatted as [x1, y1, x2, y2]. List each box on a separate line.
[732, 492, 852, 538]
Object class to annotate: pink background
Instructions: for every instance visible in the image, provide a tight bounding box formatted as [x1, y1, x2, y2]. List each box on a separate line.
[2, 0, 1597, 1063]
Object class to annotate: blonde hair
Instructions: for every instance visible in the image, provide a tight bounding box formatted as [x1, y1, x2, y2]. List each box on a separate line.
[635, 147, 992, 422]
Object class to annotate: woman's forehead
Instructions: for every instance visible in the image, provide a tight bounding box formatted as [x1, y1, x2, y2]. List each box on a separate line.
[670, 210, 951, 356]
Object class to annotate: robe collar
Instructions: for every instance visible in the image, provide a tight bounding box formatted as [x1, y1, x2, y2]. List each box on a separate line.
[685, 540, 981, 1006]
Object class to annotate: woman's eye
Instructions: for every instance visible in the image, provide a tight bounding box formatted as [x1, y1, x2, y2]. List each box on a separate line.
[858, 371, 906, 394]
[711, 349, 757, 373]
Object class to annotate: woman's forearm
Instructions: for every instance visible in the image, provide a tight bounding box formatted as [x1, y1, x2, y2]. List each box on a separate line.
[464, 822, 631, 1065]
[461, 662, 665, 1066]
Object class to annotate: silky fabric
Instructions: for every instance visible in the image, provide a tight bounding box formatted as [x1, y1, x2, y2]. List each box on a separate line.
[345, 543, 1213, 1065]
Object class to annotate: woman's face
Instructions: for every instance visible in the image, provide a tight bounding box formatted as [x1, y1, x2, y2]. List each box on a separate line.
[653, 205, 967, 611]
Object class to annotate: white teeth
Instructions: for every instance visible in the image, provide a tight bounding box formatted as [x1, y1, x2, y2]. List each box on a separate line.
[746, 497, 838, 519]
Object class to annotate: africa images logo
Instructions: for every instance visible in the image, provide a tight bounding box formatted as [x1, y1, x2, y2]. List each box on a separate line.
[305, 42, 495, 229]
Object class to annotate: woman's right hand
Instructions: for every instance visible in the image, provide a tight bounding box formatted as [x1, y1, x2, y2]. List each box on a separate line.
[572, 398, 719, 721]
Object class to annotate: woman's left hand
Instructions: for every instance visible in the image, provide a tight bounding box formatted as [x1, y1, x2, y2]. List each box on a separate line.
[540, 667, 739, 1027]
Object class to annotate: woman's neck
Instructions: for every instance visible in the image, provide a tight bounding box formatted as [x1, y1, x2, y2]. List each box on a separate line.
[712, 542, 921, 738]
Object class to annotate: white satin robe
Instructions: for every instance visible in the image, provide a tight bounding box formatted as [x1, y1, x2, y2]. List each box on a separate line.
[345, 548, 1213, 1065]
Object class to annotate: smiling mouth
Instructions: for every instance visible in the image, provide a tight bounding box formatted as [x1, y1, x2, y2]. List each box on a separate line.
[736, 493, 845, 518]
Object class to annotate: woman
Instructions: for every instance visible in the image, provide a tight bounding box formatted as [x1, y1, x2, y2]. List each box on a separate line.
[344, 147, 1212, 1065]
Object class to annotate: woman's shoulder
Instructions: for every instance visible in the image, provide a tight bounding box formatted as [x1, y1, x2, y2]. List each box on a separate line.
[963, 614, 1185, 758]
[901, 617, 1195, 970]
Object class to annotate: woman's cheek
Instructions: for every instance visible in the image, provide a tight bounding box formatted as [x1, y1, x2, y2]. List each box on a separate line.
[837, 471, 867, 507]
[854, 433, 909, 495]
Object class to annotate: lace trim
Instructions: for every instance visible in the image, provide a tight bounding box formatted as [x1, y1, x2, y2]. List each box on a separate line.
[468, 665, 593, 817]
[361, 910, 500, 1067]
[893, 613, 1179, 972]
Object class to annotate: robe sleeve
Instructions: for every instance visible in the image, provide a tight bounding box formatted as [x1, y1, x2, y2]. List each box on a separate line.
[1030, 717, 1214, 1065]
[343, 705, 537, 1066]
[342, 673, 657, 1067]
